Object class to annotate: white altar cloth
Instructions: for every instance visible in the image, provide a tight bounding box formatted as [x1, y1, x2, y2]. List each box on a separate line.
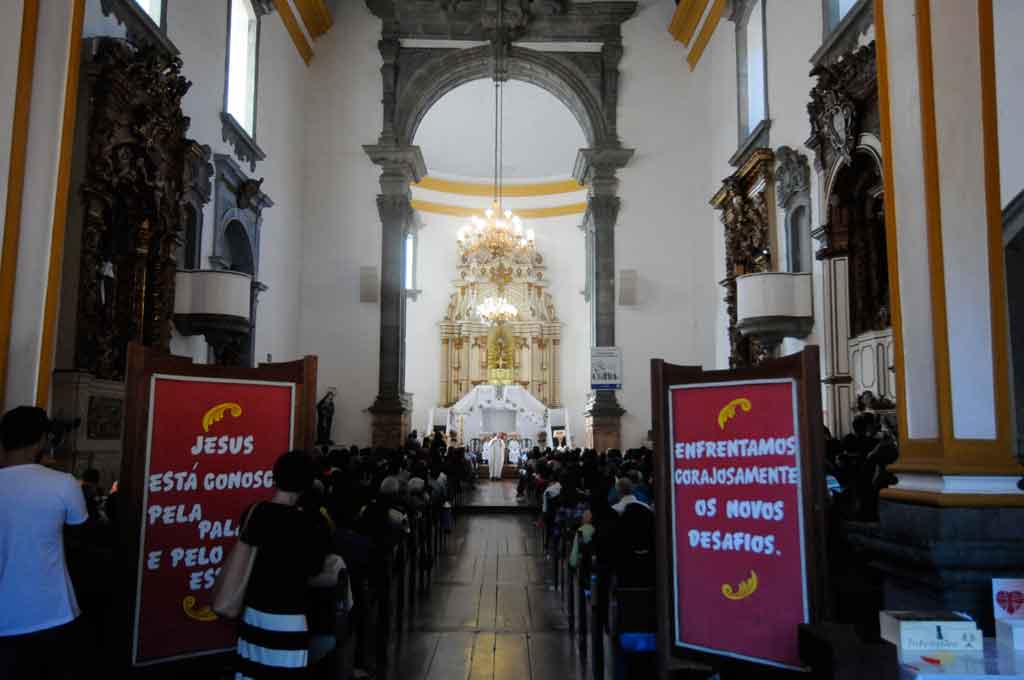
[449, 385, 549, 445]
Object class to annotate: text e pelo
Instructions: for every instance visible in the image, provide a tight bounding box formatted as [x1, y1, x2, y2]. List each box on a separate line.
[674, 436, 797, 460]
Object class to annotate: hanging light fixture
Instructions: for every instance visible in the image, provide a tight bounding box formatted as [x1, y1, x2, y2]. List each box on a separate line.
[475, 295, 519, 324]
[462, 0, 529, 325]
[456, 2, 535, 264]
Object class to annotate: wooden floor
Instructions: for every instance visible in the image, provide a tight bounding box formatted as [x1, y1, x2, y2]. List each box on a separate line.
[386, 507, 580, 680]
[463, 480, 523, 509]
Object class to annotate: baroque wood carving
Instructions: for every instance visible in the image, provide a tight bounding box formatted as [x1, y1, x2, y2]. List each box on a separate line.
[711, 149, 775, 368]
[74, 39, 196, 380]
[439, 237, 562, 408]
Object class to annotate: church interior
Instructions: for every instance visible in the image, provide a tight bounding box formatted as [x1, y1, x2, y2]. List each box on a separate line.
[1, 0, 1023, 679]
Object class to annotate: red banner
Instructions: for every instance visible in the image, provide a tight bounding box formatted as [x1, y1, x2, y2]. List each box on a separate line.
[132, 375, 295, 666]
[669, 379, 808, 669]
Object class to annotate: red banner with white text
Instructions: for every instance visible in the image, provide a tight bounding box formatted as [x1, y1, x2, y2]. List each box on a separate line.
[669, 379, 808, 670]
[132, 375, 295, 666]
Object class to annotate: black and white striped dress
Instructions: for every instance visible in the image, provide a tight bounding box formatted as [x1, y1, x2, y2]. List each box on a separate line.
[235, 606, 309, 679]
[235, 502, 328, 679]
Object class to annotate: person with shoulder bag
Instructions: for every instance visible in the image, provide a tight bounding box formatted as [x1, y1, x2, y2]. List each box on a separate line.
[213, 450, 338, 679]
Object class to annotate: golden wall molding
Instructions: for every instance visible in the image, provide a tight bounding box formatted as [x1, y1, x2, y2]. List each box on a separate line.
[411, 199, 586, 219]
[687, 0, 726, 70]
[272, 0, 313, 65]
[294, 0, 332, 39]
[668, 0, 710, 46]
[0, 0, 39, 407]
[415, 176, 585, 198]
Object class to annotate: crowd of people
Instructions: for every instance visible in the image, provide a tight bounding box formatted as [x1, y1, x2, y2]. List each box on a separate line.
[512, 445, 658, 590]
[0, 402, 661, 680]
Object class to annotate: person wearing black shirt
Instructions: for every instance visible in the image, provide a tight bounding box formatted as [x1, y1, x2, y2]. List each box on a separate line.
[235, 451, 328, 679]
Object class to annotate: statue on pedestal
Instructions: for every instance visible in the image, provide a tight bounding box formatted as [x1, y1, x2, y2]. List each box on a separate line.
[316, 388, 336, 445]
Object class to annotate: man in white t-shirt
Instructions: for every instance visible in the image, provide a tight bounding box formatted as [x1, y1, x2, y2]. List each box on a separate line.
[0, 406, 88, 678]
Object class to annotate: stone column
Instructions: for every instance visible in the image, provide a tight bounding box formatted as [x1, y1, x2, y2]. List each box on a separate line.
[862, 0, 1022, 627]
[574, 147, 633, 451]
[363, 144, 426, 447]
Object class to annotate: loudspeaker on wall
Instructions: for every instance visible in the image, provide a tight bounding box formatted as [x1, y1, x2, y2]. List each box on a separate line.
[618, 269, 638, 306]
[359, 266, 379, 303]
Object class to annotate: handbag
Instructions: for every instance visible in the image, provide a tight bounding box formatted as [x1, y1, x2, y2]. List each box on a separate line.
[212, 502, 261, 619]
[308, 553, 345, 588]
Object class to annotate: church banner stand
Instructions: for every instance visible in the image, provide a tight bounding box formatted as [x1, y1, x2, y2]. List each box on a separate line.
[650, 347, 828, 678]
[118, 343, 317, 672]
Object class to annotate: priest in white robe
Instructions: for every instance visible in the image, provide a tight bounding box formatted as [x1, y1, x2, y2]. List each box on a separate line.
[507, 438, 521, 465]
[481, 436, 493, 467]
[488, 435, 506, 480]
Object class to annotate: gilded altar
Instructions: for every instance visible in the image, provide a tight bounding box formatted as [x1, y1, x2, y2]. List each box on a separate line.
[439, 241, 562, 407]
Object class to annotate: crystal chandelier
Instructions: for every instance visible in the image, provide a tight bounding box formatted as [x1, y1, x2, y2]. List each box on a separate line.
[455, 11, 535, 263]
[457, 205, 535, 259]
[476, 295, 518, 324]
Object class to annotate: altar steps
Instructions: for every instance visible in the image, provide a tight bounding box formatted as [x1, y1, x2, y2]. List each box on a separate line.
[477, 464, 519, 480]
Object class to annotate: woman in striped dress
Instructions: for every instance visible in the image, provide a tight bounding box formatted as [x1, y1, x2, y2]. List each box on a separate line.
[235, 451, 328, 679]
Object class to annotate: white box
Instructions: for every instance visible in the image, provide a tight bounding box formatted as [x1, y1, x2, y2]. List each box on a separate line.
[997, 619, 1024, 652]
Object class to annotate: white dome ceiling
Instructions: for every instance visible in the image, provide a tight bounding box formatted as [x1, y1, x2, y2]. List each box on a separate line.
[414, 79, 586, 181]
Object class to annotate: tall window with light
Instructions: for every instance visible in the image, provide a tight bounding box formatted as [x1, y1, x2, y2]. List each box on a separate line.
[404, 232, 418, 294]
[225, 0, 259, 136]
[824, 0, 859, 34]
[133, 0, 164, 28]
[736, 0, 769, 144]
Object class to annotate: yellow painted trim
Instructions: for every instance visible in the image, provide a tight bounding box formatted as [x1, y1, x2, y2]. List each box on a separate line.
[272, 0, 313, 65]
[414, 176, 585, 198]
[294, 0, 332, 38]
[976, 0, 1015, 463]
[914, 0, 956, 461]
[881, 487, 1024, 508]
[0, 0, 39, 408]
[669, 0, 711, 48]
[411, 200, 587, 219]
[687, 0, 726, 71]
[36, 0, 85, 408]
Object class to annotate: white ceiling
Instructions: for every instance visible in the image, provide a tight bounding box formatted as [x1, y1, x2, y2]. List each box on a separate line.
[415, 79, 586, 181]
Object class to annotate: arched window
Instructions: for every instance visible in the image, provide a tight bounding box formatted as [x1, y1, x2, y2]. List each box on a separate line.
[133, 0, 165, 29]
[224, 221, 255, 275]
[787, 204, 812, 273]
[225, 0, 260, 135]
[176, 205, 200, 270]
[824, 0, 859, 35]
[736, 0, 769, 143]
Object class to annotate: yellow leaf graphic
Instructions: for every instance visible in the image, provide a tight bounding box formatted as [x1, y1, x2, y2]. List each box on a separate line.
[717, 398, 752, 430]
[722, 570, 758, 601]
[201, 402, 243, 433]
[182, 595, 218, 622]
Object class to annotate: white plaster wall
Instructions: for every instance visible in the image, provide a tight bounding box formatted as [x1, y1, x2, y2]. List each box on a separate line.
[245, 8, 309, 366]
[764, 0, 825, 360]
[931, 0, 995, 440]
[405, 211, 589, 441]
[995, 0, 1024, 208]
[705, 9, 737, 371]
[4, 0, 76, 408]
[615, 0, 718, 447]
[0, 1, 27, 250]
[881, 0, 939, 440]
[298, 1, 383, 446]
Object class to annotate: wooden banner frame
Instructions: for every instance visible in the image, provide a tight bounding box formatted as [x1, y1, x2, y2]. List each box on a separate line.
[118, 342, 317, 672]
[650, 347, 828, 677]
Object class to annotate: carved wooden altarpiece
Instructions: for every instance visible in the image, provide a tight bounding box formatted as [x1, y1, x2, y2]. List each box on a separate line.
[74, 39, 201, 381]
[439, 241, 562, 408]
[711, 148, 776, 368]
